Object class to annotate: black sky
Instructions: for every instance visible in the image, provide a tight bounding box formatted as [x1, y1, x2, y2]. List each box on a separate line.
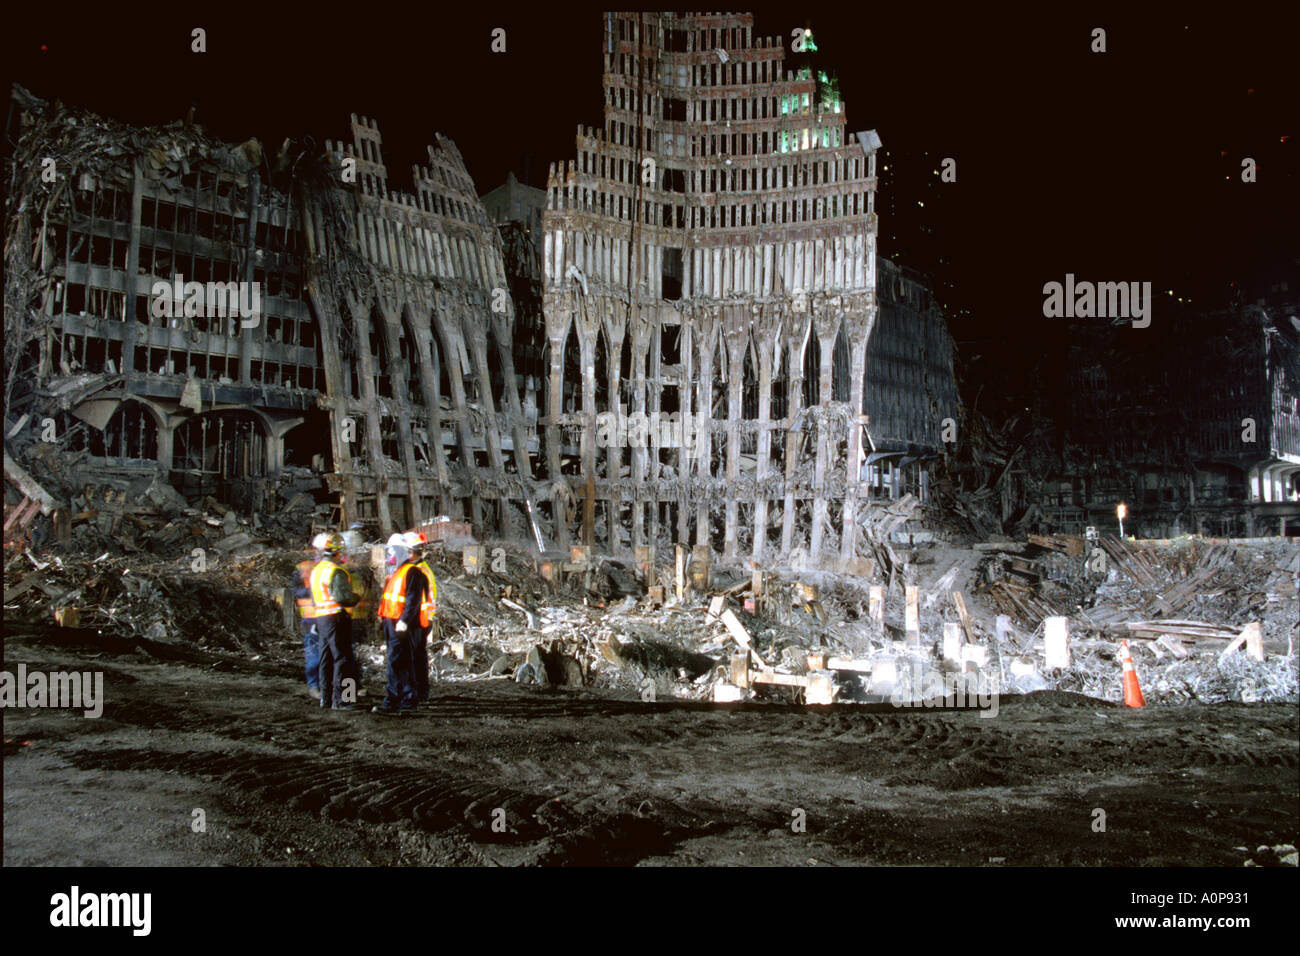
[5, 3, 1297, 399]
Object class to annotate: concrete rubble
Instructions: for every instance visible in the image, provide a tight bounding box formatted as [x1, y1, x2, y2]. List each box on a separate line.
[7, 491, 1295, 707]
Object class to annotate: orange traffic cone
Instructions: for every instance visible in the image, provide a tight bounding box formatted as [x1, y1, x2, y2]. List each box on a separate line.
[1119, 640, 1145, 708]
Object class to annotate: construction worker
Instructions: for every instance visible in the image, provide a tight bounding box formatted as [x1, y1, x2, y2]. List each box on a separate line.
[407, 533, 438, 704]
[373, 532, 435, 714]
[311, 532, 361, 711]
[291, 535, 326, 700]
[346, 523, 375, 651]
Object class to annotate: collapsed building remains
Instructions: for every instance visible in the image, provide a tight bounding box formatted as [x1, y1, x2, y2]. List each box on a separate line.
[5, 11, 957, 571]
[4, 85, 546, 540]
[540, 11, 953, 569]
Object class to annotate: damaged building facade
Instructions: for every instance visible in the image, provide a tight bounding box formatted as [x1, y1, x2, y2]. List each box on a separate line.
[540, 11, 954, 570]
[6, 9, 956, 568]
[4, 86, 546, 539]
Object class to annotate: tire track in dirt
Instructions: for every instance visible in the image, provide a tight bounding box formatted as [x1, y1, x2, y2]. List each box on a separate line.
[58, 741, 728, 865]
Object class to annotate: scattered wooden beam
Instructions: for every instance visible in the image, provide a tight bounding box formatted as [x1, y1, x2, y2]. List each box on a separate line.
[1128, 620, 1239, 642]
[720, 608, 767, 667]
[904, 585, 919, 646]
[951, 591, 976, 645]
[3, 449, 62, 516]
[1156, 635, 1189, 659]
[1224, 621, 1266, 662]
[1027, 533, 1086, 557]
[750, 668, 810, 688]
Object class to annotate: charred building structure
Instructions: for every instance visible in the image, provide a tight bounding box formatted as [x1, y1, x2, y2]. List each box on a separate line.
[6, 12, 955, 568]
[4, 85, 544, 538]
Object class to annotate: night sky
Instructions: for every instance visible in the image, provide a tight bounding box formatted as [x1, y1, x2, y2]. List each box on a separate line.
[6, 4, 1297, 406]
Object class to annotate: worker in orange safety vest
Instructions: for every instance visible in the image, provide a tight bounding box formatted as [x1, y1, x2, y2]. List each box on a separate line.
[373, 532, 437, 715]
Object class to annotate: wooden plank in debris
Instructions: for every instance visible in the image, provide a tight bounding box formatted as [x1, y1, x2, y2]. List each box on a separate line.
[905, 586, 920, 645]
[3, 450, 62, 515]
[1219, 632, 1247, 661]
[1127, 620, 1238, 642]
[719, 608, 767, 667]
[729, 651, 751, 689]
[1243, 621, 1264, 662]
[1027, 534, 1086, 557]
[4, 571, 43, 602]
[1156, 635, 1189, 659]
[6, 413, 30, 439]
[1149, 567, 1216, 617]
[951, 591, 976, 645]
[1101, 536, 1158, 589]
[973, 541, 1032, 554]
[1008, 557, 1043, 580]
[35, 579, 65, 599]
[750, 668, 810, 688]
[4, 497, 34, 532]
[54, 606, 81, 627]
[868, 585, 884, 628]
[805, 671, 836, 705]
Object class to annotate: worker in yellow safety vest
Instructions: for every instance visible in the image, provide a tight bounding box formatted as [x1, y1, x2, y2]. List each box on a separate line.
[372, 532, 437, 714]
[310, 533, 361, 711]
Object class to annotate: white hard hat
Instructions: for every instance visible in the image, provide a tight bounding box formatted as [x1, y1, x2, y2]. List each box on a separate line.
[311, 533, 327, 550]
[400, 532, 424, 549]
[386, 533, 406, 548]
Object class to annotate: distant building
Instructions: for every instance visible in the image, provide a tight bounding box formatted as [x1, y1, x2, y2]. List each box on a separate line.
[1051, 284, 1300, 537]
[481, 171, 545, 257]
[863, 258, 958, 501]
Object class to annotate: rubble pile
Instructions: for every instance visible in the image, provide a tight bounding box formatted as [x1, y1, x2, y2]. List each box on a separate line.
[3, 546, 289, 655]
[6, 476, 1296, 707]
[1084, 537, 1299, 641]
[4, 426, 324, 561]
[976, 533, 1298, 641]
[970, 532, 1299, 703]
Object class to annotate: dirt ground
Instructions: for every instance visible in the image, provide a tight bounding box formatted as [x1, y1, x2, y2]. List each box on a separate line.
[4, 622, 1297, 867]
